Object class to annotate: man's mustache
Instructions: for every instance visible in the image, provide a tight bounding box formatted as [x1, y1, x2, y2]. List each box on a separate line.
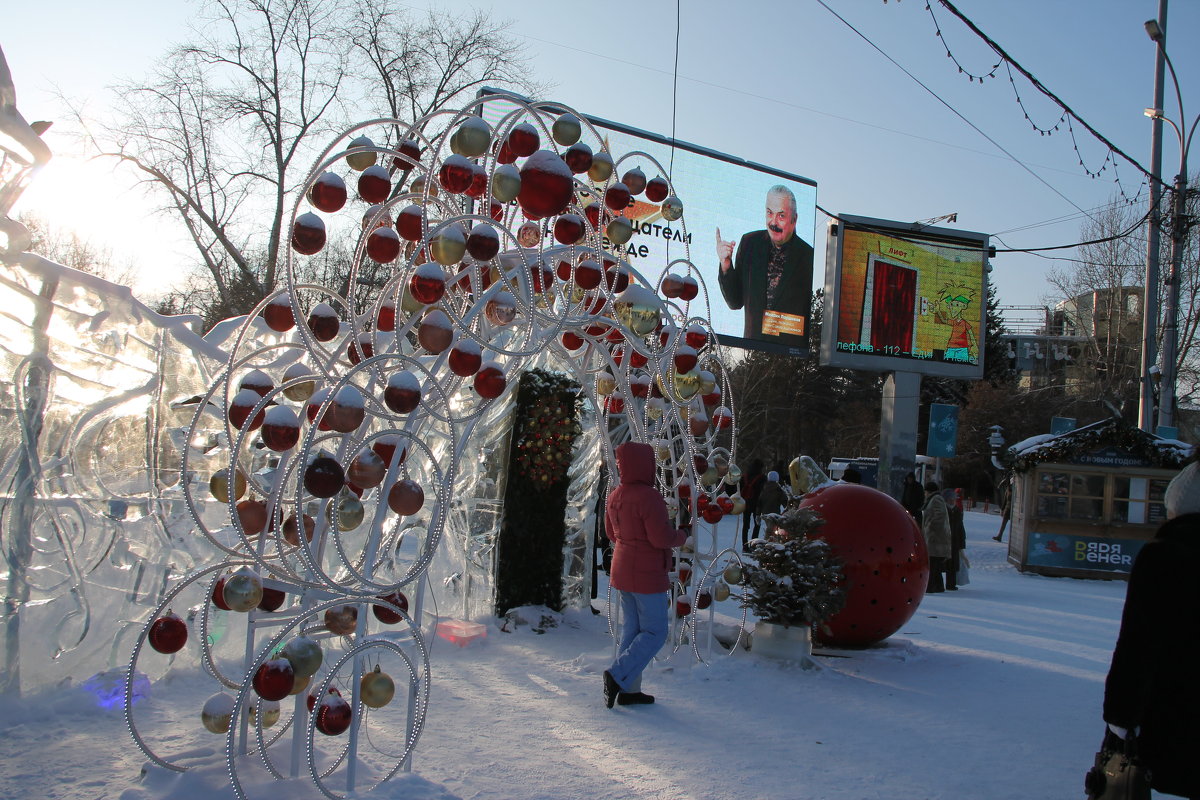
[769, 224, 784, 233]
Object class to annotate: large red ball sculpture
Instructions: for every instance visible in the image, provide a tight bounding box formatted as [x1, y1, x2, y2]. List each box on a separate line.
[798, 483, 927, 647]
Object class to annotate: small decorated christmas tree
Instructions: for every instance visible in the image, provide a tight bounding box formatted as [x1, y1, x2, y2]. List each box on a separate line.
[741, 507, 846, 628]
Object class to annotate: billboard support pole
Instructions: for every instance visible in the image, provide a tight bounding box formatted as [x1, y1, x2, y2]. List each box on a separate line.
[878, 371, 920, 498]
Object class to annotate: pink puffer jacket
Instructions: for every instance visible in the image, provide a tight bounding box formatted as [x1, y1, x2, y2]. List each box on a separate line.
[606, 442, 687, 594]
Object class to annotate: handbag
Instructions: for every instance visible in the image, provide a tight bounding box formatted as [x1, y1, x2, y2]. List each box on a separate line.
[1084, 729, 1150, 800]
[956, 552, 970, 586]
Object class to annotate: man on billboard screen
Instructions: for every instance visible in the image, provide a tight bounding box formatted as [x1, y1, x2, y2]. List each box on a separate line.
[715, 184, 814, 347]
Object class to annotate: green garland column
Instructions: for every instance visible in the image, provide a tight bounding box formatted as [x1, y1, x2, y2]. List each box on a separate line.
[494, 370, 583, 615]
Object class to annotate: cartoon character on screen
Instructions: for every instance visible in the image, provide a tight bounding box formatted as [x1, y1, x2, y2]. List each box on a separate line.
[932, 281, 977, 362]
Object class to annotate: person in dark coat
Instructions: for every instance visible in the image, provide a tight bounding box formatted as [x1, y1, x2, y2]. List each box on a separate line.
[739, 459, 765, 550]
[1102, 459, 1200, 798]
[900, 472, 924, 525]
[945, 488, 966, 591]
[757, 471, 786, 521]
[603, 442, 688, 708]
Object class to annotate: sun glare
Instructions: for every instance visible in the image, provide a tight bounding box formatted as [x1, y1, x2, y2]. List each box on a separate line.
[14, 155, 190, 296]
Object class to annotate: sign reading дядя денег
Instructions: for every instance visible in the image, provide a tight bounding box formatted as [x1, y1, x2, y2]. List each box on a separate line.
[1026, 532, 1145, 574]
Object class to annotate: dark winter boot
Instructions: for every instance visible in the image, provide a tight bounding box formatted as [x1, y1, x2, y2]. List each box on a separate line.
[603, 670, 620, 708]
[617, 691, 655, 705]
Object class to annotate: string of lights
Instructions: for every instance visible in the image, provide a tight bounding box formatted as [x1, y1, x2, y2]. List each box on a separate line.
[814, 0, 1097, 223]
[924, 0, 1000, 83]
[930, 0, 1155, 184]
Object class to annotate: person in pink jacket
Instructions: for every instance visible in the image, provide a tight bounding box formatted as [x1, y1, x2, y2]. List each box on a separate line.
[603, 441, 689, 708]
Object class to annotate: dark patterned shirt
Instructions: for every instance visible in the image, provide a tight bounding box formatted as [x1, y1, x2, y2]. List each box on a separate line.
[765, 241, 789, 309]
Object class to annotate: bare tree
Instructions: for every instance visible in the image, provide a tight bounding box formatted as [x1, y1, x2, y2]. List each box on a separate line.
[76, 0, 536, 326]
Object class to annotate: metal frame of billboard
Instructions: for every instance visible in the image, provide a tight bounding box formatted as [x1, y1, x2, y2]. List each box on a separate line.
[478, 88, 817, 357]
[820, 213, 989, 379]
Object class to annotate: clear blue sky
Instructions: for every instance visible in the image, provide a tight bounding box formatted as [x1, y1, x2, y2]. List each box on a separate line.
[5, 0, 1198, 310]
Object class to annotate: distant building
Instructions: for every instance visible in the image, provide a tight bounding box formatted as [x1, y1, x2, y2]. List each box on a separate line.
[999, 287, 1142, 395]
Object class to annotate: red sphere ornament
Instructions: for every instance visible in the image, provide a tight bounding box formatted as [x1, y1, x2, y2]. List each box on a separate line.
[239, 369, 273, 397]
[530, 262, 556, 293]
[678, 276, 699, 302]
[488, 200, 504, 221]
[366, 227, 401, 264]
[347, 335, 373, 366]
[438, 154, 475, 194]
[409, 262, 447, 306]
[417, 309, 453, 354]
[236, 499, 269, 536]
[603, 392, 625, 414]
[372, 591, 410, 624]
[308, 172, 347, 213]
[604, 182, 631, 212]
[282, 514, 315, 546]
[677, 480, 692, 501]
[377, 301, 396, 332]
[685, 324, 708, 350]
[673, 346, 698, 374]
[573, 259, 603, 290]
[701, 505, 724, 524]
[148, 612, 188, 654]
[211, 577, 232, 611]
[328, 385, 366, 433]
[348, 448, 387, 489]
[474, 361, 507, 399]
[563, 142, 593, 174]
[305, 387, 332, 429]
[621, 167, 647, 196]
[645, 176, 669, 203]
[303, 455, 345, 498]
[660, 273, 684, 299]
[448, 339, 483, 377]
[253, 657, 296, 701]
[315, 694, 352, 736]
[629, 374, 650, 398]
[553, 213, 586, 245]
[388, 479, 425, 516]
[257, 585, 286, 612]
[675, 597, 692, 617]
[517, 150, 574, 220]
[494, 139, 517, 165]
[506, 123, 540, 157]
[396, 204, 424, 242]
[688, 409, 709, 437]
[372, 434, 407, 468]
[695, 589, 713, 610]
[465, 162, 488, 198]
[561, 331, 584, 350]
[466, 224, 500, 261]
[262, 294, 295, 332]
[292, 212, 326, 255]
[711, 406, 733, 430]
[396, 138, 422, 167]
[383, 371, 422, 414]
[798, 483, 928, 647]
[484, 292, 517, 327]
[307, 302, 340, 342]
[357, 164, 391, 203]
[228, 388, 265, 432]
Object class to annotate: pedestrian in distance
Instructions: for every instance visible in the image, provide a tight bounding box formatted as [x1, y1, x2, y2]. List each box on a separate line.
[900, 471, 924, 525]
[921, 481, 952, 593]
[603, 442, 689, 708]
[739, 458, 766, 551]
[1101, 459, 1200, 799]
[757, 471, 786, 521]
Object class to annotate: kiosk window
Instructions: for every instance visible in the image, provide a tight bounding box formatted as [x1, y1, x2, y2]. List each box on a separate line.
[1035, 469, 1106, 522]
[1113, 476, 1170, 525]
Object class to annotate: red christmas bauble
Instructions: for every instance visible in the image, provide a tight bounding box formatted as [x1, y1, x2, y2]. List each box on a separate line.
[701, 505, 724, 524]
[211, 577, 232, 611]
[292, 213, 326, 255]
[553, 213, 585, 245]
[388, 479, 425, 516]
[383, 372, 422, 414]
[466, 224, 500, 261]
[798, 483, 928, 647]
[228, 388, 265, 432]
[372, 591, 410, 624]
[678, 276, 699, 302]
[645, 176, 669, 203]
[604, 182, 631, 212]
[563, 142, 593, 174]
[517, 150, 573, 220]
[396, 204, 424, 242]
[372, 434, 407, 468]
[561, 331, 584, 350]
[474, 362, 507, 399]
[449, 340, 483, 377]
[148, 612, 188, 654]
[660, 273, 684, 299]
[357, 165, 391, 203]
[315, 694, 352, 736]
[308, 172, 347, 213]
[253, 658, 296, 701]
[258, 586, 286, 612]
[303, 456, 345, 498]
[262, 295, 295, 332]
[307, 303, 340, 342]
[506, 123, 539, 157]
[367, 228, 401, 264]
[438, 154, 475, 194]
[675, 597, 692, 617]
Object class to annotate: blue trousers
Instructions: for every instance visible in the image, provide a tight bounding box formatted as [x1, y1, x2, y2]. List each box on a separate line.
[609, 590, 669, 692]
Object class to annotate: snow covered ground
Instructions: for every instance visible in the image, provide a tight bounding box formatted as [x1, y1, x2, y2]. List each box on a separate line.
[1, 510, 1137, 800]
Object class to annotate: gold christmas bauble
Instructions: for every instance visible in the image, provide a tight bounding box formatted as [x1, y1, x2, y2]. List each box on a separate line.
[606, 217, 633, 245]
[222, 566, 263, 612]
[360, 665, 396, 709]
[430, 227, 466, 266]
[201, 692, 236, 734]
[595, 371, 617, 397]
[722, 564, 743, 585]
[247, 699, 281, 729]
[713, 580, 731, 602]
[725, 464, 743, 486]
[730, 494, 747, 515]
[454, 117, 491, 157]
[345, 135, 377, 171]
[672, 370, 701, 401]
[588, 151, 614, 183]
[661, 195, 683, 221]
[335, 494, 365, 531]
[209, 468, 247, 503]
[325, 604, 358, 636]
[491, 164, 521, 203]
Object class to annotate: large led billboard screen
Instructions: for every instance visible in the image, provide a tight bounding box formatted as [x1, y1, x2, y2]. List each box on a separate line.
[820, 214, 989, 379]
[480, 91, 818, 355]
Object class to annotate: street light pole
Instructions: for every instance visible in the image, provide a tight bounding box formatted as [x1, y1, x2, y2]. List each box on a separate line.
[1138, 1, 1167, 432]
[1145, 16, 1198, 434]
